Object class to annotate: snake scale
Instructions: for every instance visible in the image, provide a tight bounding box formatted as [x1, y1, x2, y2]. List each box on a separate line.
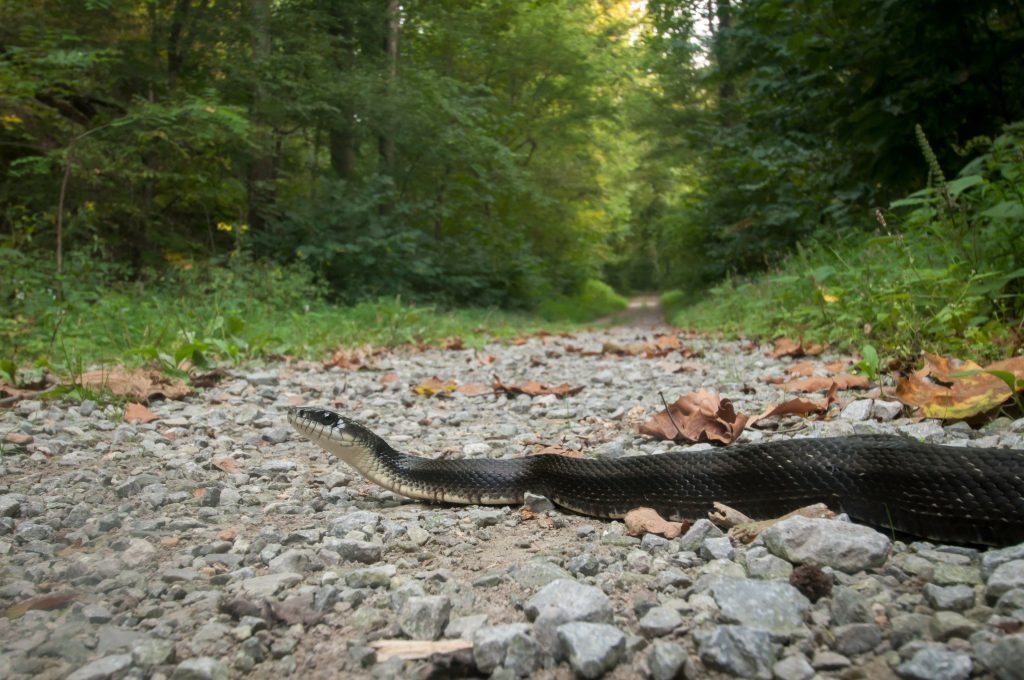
[288, 406, 1024, 546]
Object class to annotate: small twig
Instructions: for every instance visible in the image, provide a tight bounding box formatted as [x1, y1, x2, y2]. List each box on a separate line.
[658, 390, 684, 440]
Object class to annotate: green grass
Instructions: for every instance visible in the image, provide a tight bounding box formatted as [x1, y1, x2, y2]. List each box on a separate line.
[0, 256, 619, 382]
[664, 123, 1024, 361]
[536, 279, 629, 323]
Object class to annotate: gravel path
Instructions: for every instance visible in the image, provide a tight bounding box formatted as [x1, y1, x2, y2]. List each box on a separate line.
[2, 321, 1024, 680]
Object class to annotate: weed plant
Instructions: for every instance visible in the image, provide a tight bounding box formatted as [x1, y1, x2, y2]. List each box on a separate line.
[666, 122, 1024, 361]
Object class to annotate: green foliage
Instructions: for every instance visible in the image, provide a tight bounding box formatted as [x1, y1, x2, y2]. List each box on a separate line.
[536, 280, 629, 323]
[668, 122, 1024, 359]
[634, 0, 1024, 290]
[659, 290, 688, 323]
[0, 0, 643, 309]
[0, 253, 568, 373]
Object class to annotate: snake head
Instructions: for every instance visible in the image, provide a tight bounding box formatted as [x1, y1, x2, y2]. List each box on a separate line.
[289, 406, 345, 430]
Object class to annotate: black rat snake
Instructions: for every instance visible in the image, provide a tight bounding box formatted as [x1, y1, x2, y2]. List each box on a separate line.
[288, 406, 1024, 546]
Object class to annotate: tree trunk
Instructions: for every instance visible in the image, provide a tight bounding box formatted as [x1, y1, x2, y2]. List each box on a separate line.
[247, 0, 276, 233]
[378, 0, 399, 176]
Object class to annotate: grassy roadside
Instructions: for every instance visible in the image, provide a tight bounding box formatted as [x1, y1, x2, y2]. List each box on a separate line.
[1, 255, 626, 386]
[662, 123, 1024, 362]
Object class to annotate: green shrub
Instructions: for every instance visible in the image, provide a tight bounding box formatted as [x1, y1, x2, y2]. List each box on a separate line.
[668, 121, 1024, 360]
[659, 289, 687, 322]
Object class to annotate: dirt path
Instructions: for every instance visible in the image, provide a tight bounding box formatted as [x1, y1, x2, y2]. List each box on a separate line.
[597, 294, 666, 328]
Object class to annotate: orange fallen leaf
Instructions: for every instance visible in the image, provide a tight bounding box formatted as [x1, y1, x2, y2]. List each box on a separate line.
[894, 353, 1024, 419]
[160, 536, 179, 546]
[379, 372, 399, 385]
[124, 402, 158, 424]
[639, 389, 749, 445]
[624, 507, 689, 539]
[443, 336, 464, 351]
[217, 529, 236, 541]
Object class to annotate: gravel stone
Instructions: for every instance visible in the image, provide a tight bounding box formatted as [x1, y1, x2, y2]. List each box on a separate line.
[923, 583, 975, 611]
[473, 623, 533, 674]
[65, 654, 133, 680]
[831, 586, 872, 625]
[556, 621, 626, 680]
[988, 559, 1024, 600]
[897, 648, 972, 680]
[701, 535, 735, 560]
[708, 578, 810, 635]
[678, 519, 724, 552]
[398, 595, 451, 640]
[985, 636, 1024, 680]
[171, 656, 229, 680]
[930, 611, 979, 641]
[638, 605, 683, 637]
[334, 538, 383, 563]
[762, 516, 891, 573]
[647, 640, 687, 680]
[832, 623, 882, 655]
[698, 625, 775, 680]
[772, 654, 815, 680]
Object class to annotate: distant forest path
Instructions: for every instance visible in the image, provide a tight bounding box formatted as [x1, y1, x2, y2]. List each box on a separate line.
[599, 294, 666, 328]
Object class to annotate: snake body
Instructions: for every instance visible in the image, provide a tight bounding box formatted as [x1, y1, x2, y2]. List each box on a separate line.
[288, 406, 1024, 546]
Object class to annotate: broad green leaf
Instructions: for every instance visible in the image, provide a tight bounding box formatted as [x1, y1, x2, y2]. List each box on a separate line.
[980, 201, 1024, 220]
[944, 175, 984, 197]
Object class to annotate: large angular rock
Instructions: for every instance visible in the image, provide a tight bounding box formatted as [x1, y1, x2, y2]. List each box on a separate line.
[762, 516, 890, 573]
[698, 625, 775, 680]
[708, 578, 810, 636]
[556, 622, 626, 680]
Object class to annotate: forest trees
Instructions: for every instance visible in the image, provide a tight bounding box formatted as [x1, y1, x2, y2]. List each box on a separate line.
[0, 0, 644, 307]
[636, 0, 1024, 293]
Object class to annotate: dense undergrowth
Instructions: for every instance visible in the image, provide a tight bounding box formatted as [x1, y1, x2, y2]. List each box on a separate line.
[664, 123, 1024, 361]
[0, 251, 623, 383]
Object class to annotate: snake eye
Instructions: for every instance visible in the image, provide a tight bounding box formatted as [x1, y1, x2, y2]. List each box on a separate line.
[300, 408, 340, 427]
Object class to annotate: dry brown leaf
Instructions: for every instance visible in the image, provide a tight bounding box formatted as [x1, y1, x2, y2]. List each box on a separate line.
[624, 507, 688, 539]
[748, 383, 839, 426]
[894, 353, 1024, 419]
[477, 354, 497, 365]
[442, 336, 464, 351]
[124, 402, 158, 424]
[379, 372, 400, 385]
[785, 362, 816, 377]
[768, 337, 825, 358]
[654, 335, 681, 350]
[323, 345, 387, 370]
[413, 376, 458, 397]
[783, 374, 869, 392]
[823, 360, 849, 373]
[4, 592, 77, 620]
[79, 367, 190, 400]
[491, 376, 583, 398]
[638, 389, 749, 445]
[455, 383, 491, 397]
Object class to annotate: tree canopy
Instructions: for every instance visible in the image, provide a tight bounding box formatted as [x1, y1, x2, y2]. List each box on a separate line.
[2, 0, 1023, 309]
